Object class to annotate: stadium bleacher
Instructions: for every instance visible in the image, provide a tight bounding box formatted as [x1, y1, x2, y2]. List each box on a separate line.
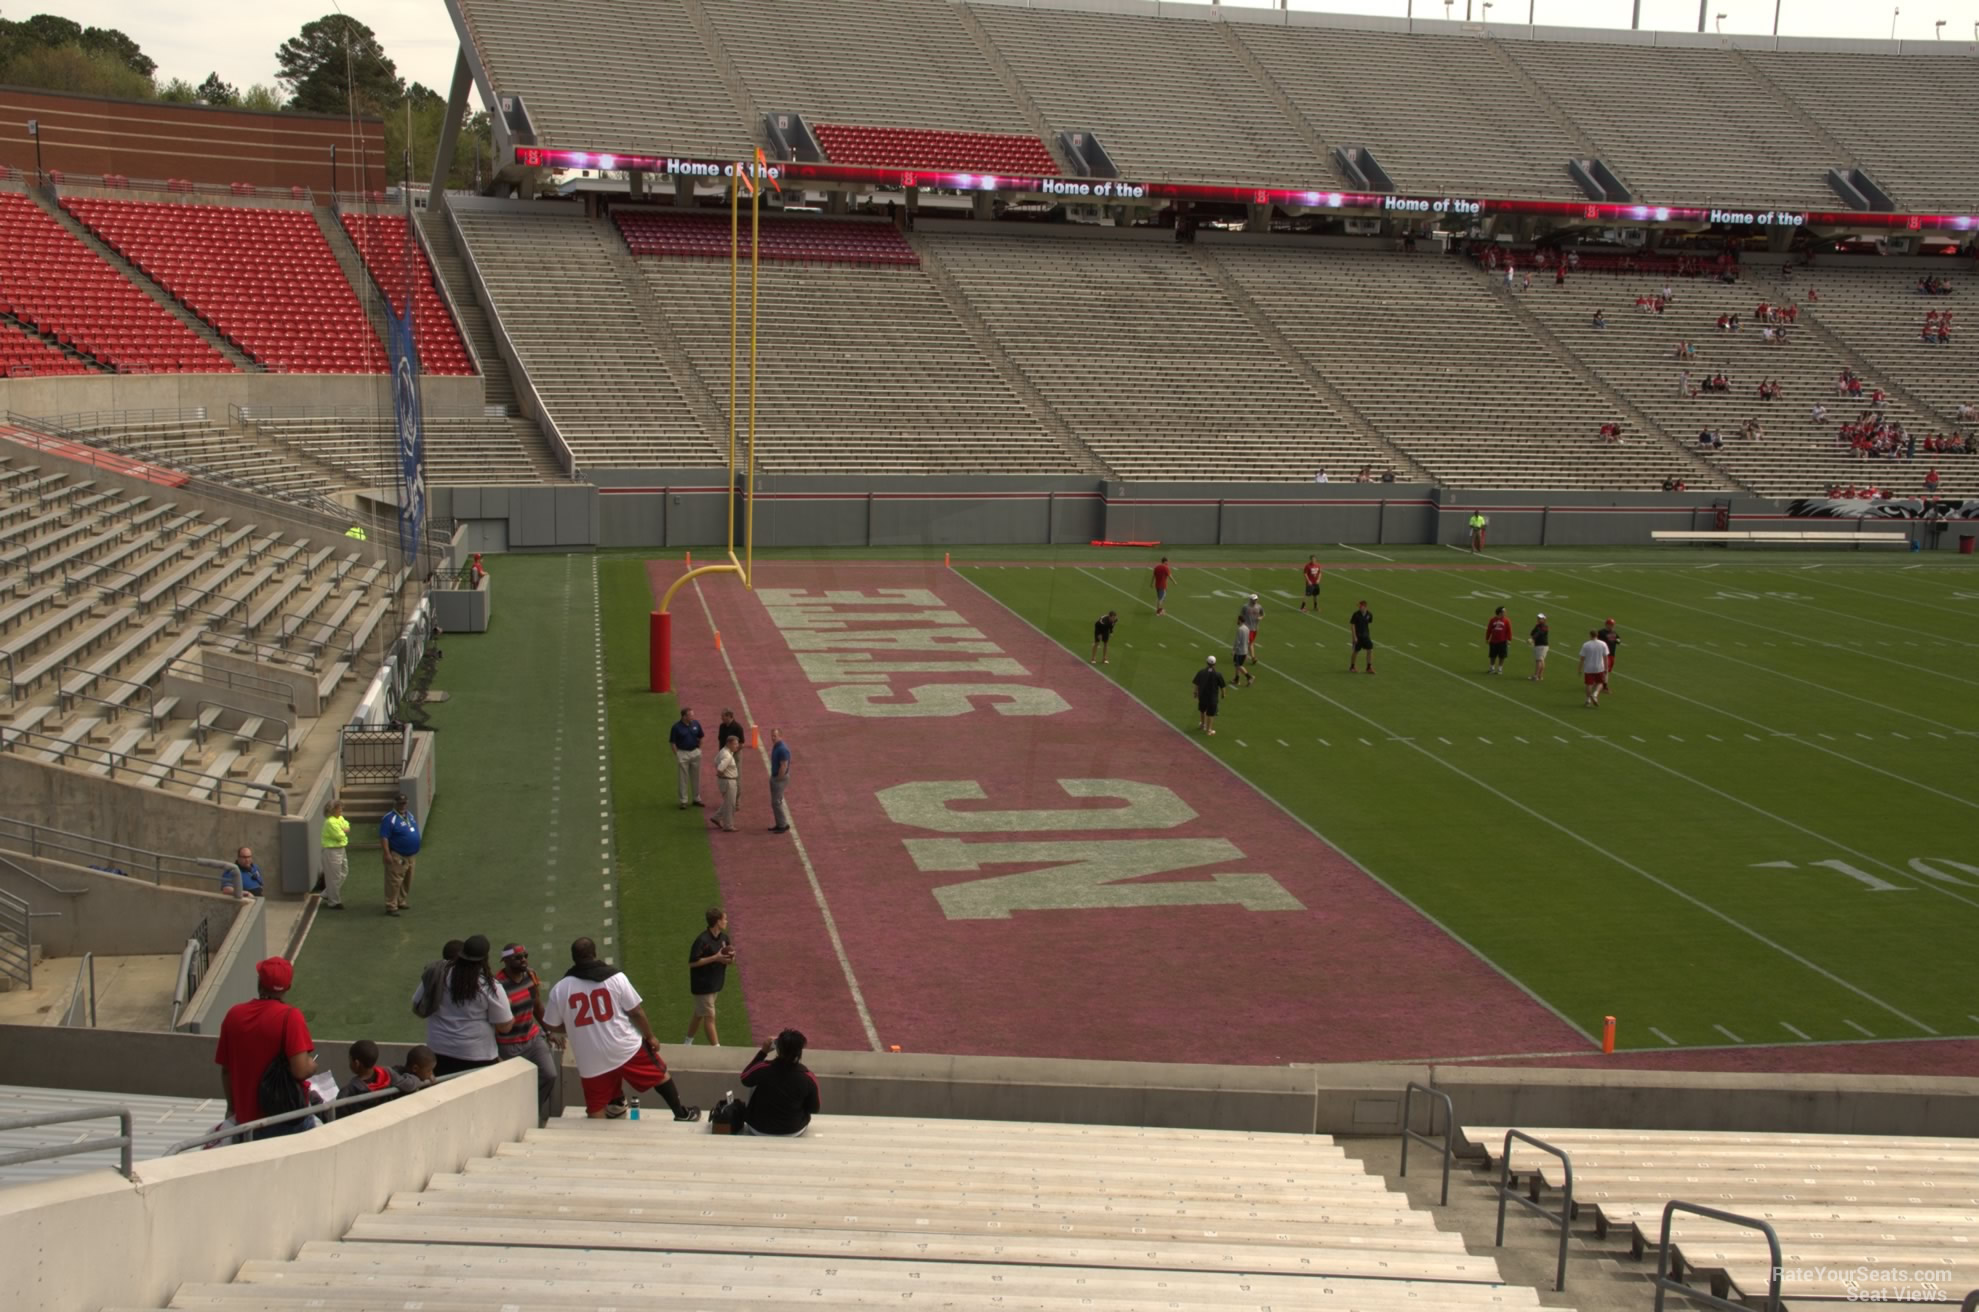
[1747, 49, 1979, 211]
[1231, 26, 1590, 201]
[614, 209, 919, 265]
[450, 0, 755, 160]
[62, 199, 388, 374]
[968, 4, 1326, 185]
[0, 193, 233, 375]
[1464, 1124, 1979, 1304]
[449, 204, 720, 468]
[924, 232, 1392, 482]
[1497, 41, 1845, 209]
[336, 212, 477, 375]
[120, 1111, 1561, 1310]
[707, 0, 1043, 143]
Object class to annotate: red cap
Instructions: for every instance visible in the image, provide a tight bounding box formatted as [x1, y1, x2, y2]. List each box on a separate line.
[256, 957, 294, 993]
[1605, 617, 1616, 625]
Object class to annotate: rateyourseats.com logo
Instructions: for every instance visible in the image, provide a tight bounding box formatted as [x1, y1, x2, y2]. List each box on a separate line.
[1773, 1268, 1954, 1302]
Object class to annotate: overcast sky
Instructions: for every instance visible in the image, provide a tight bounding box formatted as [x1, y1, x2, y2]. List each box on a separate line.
[37, 0, 1979, 100]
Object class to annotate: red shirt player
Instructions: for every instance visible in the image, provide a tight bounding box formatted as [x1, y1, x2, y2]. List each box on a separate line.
[1150, 557, 1173, 616]
[1298, 555, 1323, 613]
[1596, 618, 1621, 691]
[1484, 606, 1514, 675]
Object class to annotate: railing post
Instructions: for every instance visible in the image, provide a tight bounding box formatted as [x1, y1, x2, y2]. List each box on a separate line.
[1653, 1200, 1782, 1312]
[1398, 1081, 1455, 1205]
[1494, 1129, 1574, 1292]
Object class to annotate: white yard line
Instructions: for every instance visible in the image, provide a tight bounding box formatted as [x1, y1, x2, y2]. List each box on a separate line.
[1336, 541, 1395, 562]
[1781, 1021, 1813, 1041]
[1110, 567, 1936, 1038]
[692, 575, 882, 1052]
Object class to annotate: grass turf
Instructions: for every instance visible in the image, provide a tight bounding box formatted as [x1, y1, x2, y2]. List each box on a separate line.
[600, 554, 752, 1046]
[958, 552, 1979, 1052]
[290, 554, 744, 1048]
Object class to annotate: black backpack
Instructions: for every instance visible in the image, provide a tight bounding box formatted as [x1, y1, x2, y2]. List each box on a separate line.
[256, 1051, 308, 1123]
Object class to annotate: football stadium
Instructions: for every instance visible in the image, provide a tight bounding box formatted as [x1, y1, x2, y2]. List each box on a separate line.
[1, 0, 1977, 1306]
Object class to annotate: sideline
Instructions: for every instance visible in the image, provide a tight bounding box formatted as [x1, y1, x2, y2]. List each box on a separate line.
[690, 574, 883, 1052]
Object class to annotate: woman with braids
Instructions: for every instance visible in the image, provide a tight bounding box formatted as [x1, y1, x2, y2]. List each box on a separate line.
[411, 934, 515, 1075]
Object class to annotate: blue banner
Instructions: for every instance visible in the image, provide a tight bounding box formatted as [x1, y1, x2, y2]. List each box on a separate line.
[390, 288, 425, 563]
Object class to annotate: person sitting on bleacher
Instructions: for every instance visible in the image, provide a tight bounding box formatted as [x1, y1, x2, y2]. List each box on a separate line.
[336, 1040, 434, 1117]
[226, 846, 265, 898]
[1591, 309, 1607, 329]
[1811, 402, 1830, 424]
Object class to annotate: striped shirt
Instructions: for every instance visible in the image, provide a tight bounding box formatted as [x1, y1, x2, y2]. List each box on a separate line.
[497, 971, 541, 1048]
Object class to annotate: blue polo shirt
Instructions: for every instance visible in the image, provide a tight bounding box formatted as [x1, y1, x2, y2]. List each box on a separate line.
[380, 809, 421, 856]
[769, 739, 791, 779]
[669, 718, 704, 752]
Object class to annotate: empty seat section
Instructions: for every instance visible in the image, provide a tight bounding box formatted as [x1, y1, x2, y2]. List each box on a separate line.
[451, 206, 717, 468]
[1500, 42, 1842, 209]
[709, 0, 1041, 146]
[613, 210, 917, 265]
[638, 256, 1072, 475]
[452, 0, 753, 159]
[0, 193, 233, 374]
[924, 233, 1387, 481]
[969, 5, 1325, 184]
[1232, 26, 1586, 201]
[1216, 247, 1704, 491]
[62, 198, 387, 374]
[814, 124, 1058, 175]
[338, 212, 477, 375]
[1748, 51, 1979, 212]
[0, 318, 92, 377]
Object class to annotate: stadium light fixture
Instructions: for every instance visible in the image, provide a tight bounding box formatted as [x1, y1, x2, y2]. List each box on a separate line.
[1890, 6, 1899, 39]
[1715, 12, 1726, 32]
[1934, 19, 1945, 37]
[1481, 0, 1492, 22]
[1772, 0, 1782, 36]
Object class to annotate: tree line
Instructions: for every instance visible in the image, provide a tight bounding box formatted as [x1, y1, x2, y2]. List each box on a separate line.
[1, 10, 490, 187]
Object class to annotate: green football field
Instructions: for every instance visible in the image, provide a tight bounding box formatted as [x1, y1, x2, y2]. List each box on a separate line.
[957, 546, 1979, 1052]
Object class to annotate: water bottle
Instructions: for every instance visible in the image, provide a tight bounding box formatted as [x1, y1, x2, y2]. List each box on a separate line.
[629, 1097, 641, 1121]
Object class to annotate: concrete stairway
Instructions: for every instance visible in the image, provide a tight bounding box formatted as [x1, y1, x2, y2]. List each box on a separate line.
[312, 207, 395, 355]
[31, 190, 260, 372]
[416, 208, 521, 413]
[125, 1111, 1567, 1310]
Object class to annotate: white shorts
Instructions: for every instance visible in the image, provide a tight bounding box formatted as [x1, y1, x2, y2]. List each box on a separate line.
[1533, 646, 1549, 664]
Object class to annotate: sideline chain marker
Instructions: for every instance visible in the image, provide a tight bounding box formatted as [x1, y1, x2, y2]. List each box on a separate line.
[1602, 1015, 1617, 1054]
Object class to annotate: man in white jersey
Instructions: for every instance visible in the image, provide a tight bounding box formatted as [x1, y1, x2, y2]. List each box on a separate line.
[1578, 630, 1610, 709]
[541, 937, 701, 1121]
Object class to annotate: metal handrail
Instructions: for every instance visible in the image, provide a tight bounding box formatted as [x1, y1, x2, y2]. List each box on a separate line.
[1398, 1081, 1455, 1206]
[0, 886, 30, 990]
[163, 1068, 476, 1155]
[1653, 1200, 1782, 1312]
[0, 1107, 133, 1180]
[191, 699, 295, 767]
[1493, 1129, 1574, 1292]
[0, 813, 216, 886]
[62, 952, 96, 1027]
[56, 661, 157, 723]
[170, 654, 306, 702]
[0, 722, 288, 813]
[0, 850, 88, 897]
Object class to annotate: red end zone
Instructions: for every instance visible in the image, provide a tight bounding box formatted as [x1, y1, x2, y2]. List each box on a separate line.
[659, 560, 1590, 1065]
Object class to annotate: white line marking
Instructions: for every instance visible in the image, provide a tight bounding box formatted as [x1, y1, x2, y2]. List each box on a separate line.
[1552, 735, 1568, 743]
[1337, 541, 1394, 562]
[1891, 731, 1909, 740]
[1478, 736, 1492, 745]
[1318, 738, 1330, 747]
[692, 574, 881, 1053]
[1629, 734, 1646, 742]
[1844, 1019, 1876, 1038]
[1236, 739, 1249, 747]
[1855, 732, 1875, 741]
[1713, 1024, 1745, 1044]
[1061, 567, 1599, 1048]
[1707, 734, 1722, 742]
[1817, 732, 1837, 740]
[1781, 1022, 1813, 1041]
[1668, 735, 1683, 743]
[1437, 736, 1453, 745]
[1514, 736, 1529, 744]
[1358, 736, 1373, 746]
[1649, 1026, 1679, 1046]
[1276, 738, 1290, 747]
[1170, 568, 1945, 1037]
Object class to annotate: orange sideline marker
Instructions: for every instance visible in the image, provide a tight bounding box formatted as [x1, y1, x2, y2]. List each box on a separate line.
[1602, 1016, 1616, 1054]
[750, 725, 759, 748]
[714, 630, 723, 651]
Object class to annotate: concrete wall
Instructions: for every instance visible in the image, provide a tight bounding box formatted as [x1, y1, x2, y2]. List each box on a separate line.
[1, 1026, 1973, 1142]
[428, 484, 596, 549]
[175, 896, 267, 1035]
[0, 854, 246, 958]
[429, 574, 491, 633]
[0, 371, 485, 424]
[0, 755, 283, 892]
[0, 1062, 534, 1312]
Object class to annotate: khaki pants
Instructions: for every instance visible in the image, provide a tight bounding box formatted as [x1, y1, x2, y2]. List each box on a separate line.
[321, 847, 349, 905]
[383, 850, 416, 908]
[716, 776, 739, 831]
[674, 747, 702, 805]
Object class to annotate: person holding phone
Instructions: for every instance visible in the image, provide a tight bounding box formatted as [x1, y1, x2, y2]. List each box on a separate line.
[739, 1028, 820, 1137]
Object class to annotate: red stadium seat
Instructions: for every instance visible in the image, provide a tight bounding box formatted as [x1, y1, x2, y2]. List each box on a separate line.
[0, 194, 235, 375]
[63, 196, 388, 374]
[812, 124, 1059, 176]
[612, 210, 919, 267]
[339, 212, 478, 376]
